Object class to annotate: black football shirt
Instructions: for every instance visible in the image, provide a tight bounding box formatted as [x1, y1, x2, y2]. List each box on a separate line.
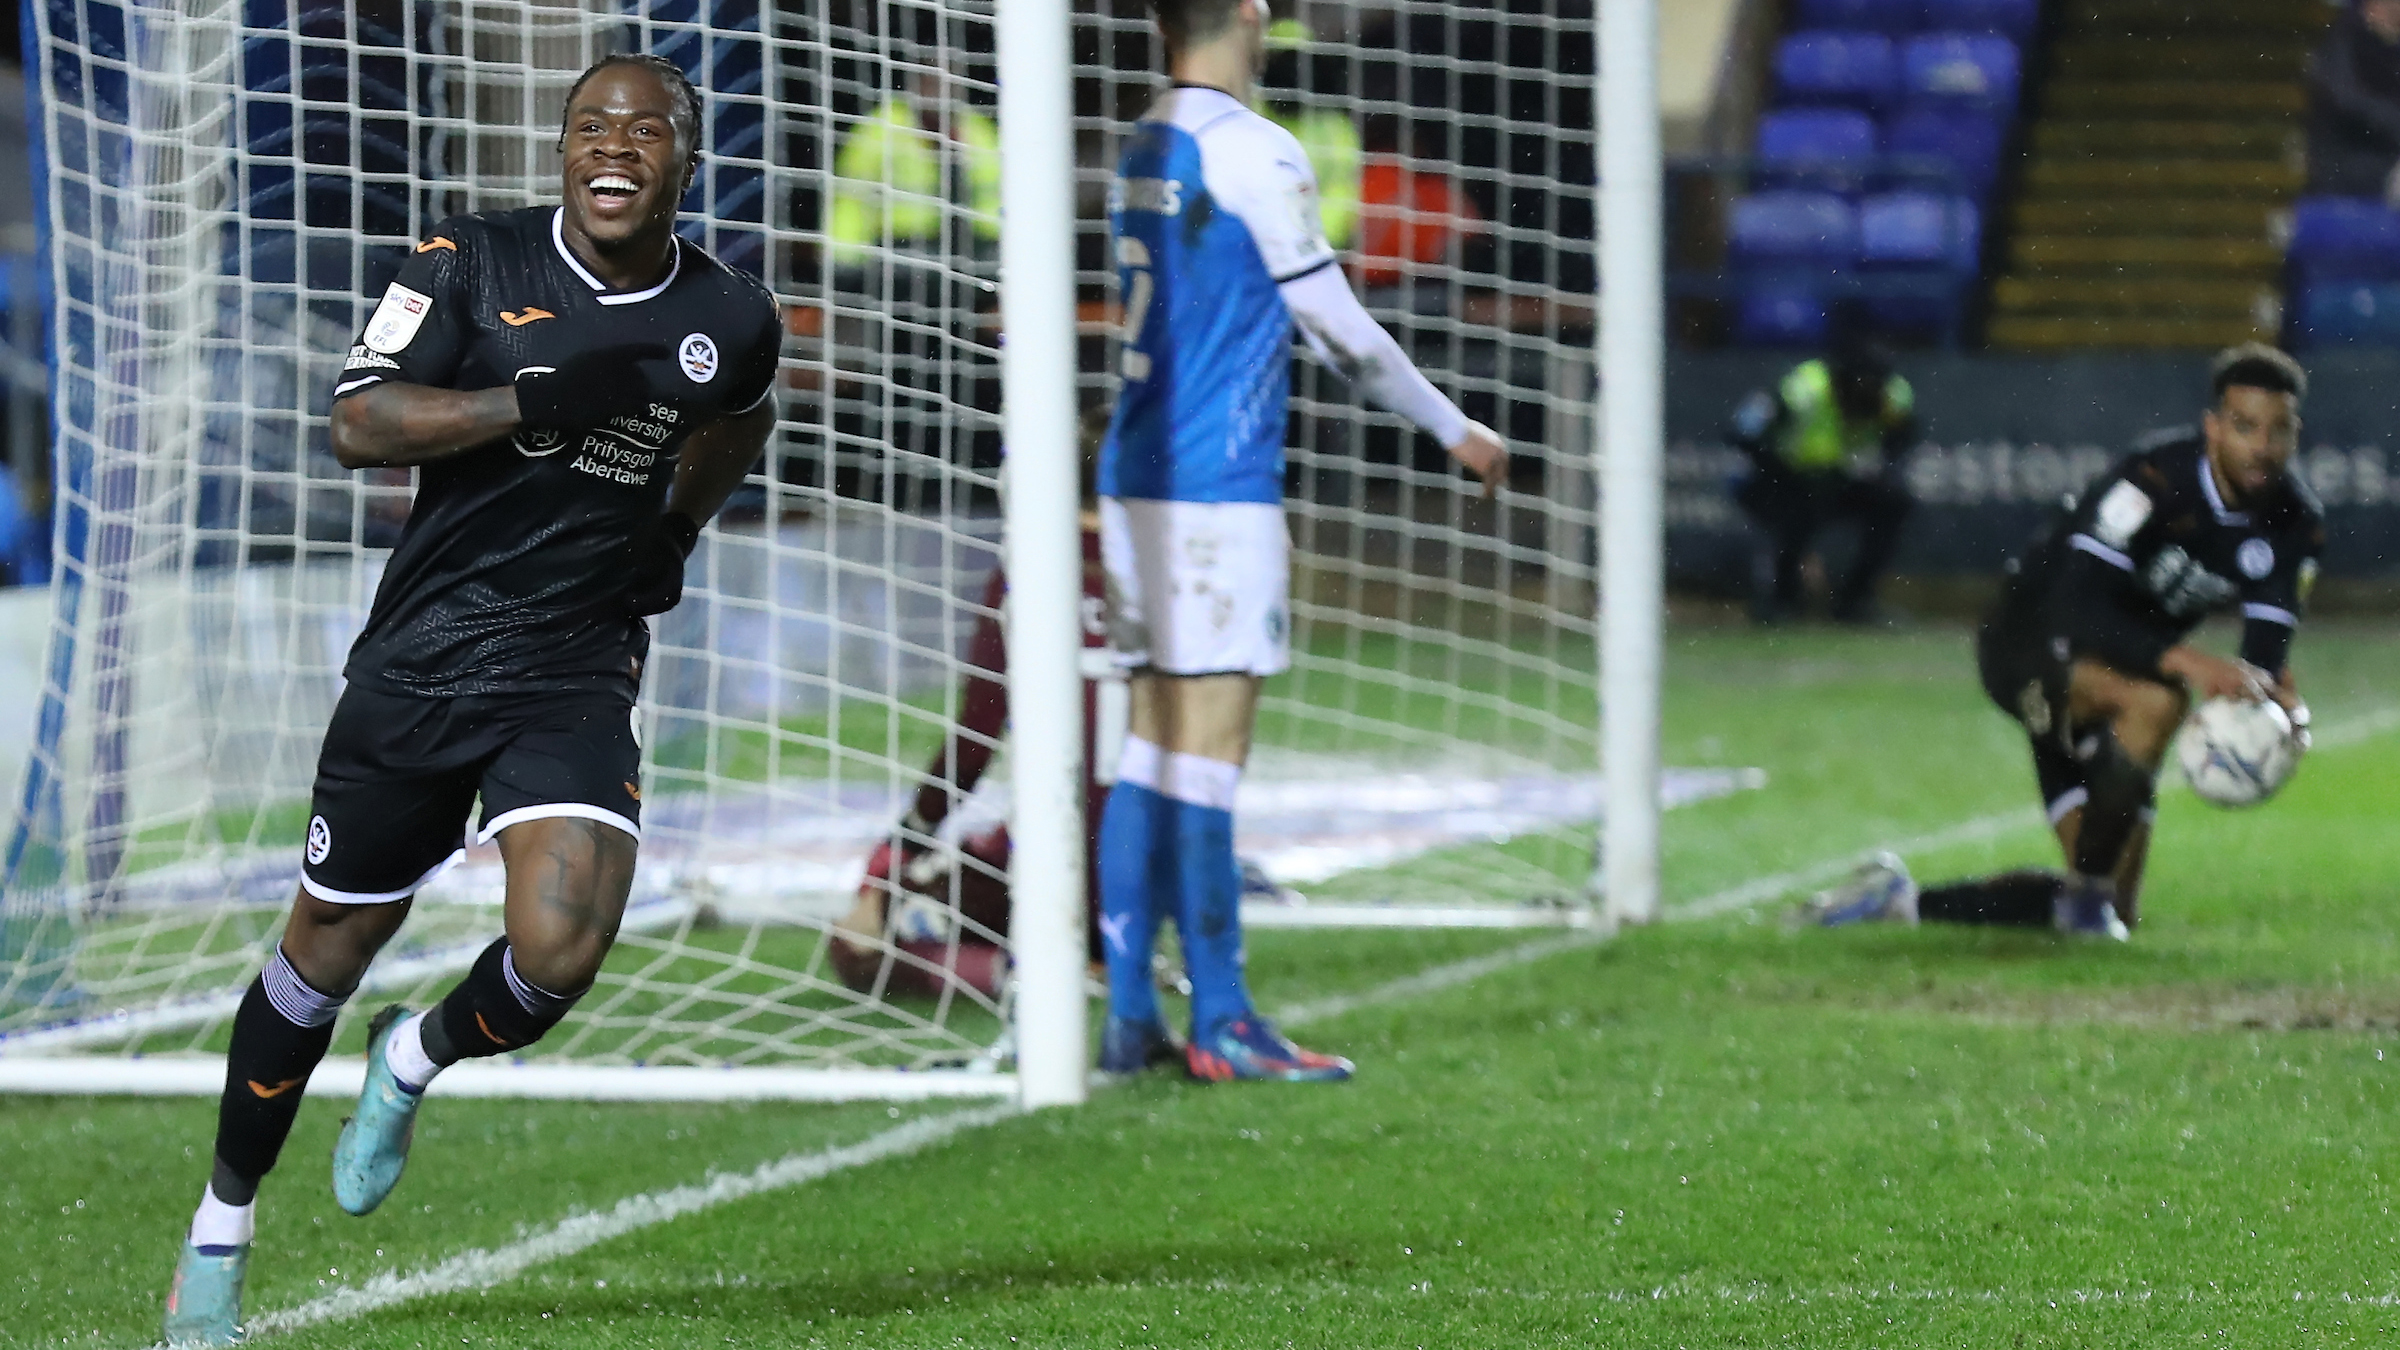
[1993, 430, 2326, 679]
[331, 206, 781, 699]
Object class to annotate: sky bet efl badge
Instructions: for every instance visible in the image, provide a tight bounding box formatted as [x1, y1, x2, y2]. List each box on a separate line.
[363, 282, 432, 354]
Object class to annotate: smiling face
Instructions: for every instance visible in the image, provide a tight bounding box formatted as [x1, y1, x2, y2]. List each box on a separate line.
[2203, 384, 2301, 506]
[558, 63, 694, 252]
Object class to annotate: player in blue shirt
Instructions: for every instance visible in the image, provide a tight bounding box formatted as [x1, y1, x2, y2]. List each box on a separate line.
[1096, 0, 1510, 1081]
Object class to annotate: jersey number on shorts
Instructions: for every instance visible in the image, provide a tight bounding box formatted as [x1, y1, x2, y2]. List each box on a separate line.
[1118, 237, 1155, 382]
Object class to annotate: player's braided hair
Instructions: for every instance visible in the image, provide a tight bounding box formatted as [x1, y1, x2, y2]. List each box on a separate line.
[2210, 342, 2308, 402]
[559, 53, 705, 173]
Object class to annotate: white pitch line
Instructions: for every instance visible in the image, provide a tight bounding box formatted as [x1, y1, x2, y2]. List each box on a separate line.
[239, 1103, 1013, 1343]
[226, 706, 2400, 1343]
[1276, 925, 1616, 1029]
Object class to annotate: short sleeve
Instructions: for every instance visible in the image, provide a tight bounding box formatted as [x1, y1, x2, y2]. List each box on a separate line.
[719, 286, 784, 416]
[2237, 506, 2326, 670]
[332, 226, 474, 403]
[1201, 118, 1339, 283]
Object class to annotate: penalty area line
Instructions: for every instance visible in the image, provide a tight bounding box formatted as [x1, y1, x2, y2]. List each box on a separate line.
[237, 1103, 1014, 1344]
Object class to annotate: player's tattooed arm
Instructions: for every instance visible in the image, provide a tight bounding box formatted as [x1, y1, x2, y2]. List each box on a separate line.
[329, 382, 525, 470]
[662, 398, 777, 528]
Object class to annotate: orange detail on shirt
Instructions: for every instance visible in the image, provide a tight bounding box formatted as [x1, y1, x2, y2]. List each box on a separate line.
[415, 237, 458, 253]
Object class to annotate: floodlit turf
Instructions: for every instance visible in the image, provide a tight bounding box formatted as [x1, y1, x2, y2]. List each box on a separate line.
[9, 620, 2400, 1347]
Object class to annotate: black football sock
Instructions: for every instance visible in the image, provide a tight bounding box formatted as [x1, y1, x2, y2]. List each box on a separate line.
[422, 937, 586, 1063]
[1916, 871, 2066, 928]
[2073, 731, 2158, 879]
[210, 946, 348, 1204]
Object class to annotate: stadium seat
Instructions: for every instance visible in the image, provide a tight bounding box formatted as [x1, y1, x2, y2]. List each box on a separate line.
[1860, 192, 1982, 272]
[1756, 108, 1880, 191]
[1921, 0, 2040, 41]
[1793, 0, 1924, 34]
[1774, 32, 1899, 112]
[1858, 192, 1980, 343]
[1729, 191, 1863, 268]
[2286, 196, 2400, 284]
[1729, 192, 1860, 346]
[2296, 280, 2400, 346]
[1900, 34, 2020, 114]
[1881, 106, 2006, 198]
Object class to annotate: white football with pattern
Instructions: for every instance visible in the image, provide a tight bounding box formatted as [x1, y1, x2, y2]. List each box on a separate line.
[2177, 697, 2303, 809]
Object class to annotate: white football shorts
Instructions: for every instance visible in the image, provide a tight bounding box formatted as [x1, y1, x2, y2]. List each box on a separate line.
[1098, 497, 1291, 677]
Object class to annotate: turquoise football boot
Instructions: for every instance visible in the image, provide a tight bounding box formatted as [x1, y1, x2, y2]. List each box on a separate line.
[331, 1005, 424, 1216]
[162, 1240, 248, 1346]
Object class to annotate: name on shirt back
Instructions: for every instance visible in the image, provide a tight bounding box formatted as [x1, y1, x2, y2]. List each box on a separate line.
[1110, 176, 1184, 216]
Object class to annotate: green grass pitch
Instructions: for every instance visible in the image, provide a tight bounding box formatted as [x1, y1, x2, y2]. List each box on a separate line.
[9, 620, 2400, 1347]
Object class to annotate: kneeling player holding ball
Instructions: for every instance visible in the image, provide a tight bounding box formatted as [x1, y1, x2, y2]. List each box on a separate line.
[163, 54, 781, 1345]
[1809, 344, 2322, 940]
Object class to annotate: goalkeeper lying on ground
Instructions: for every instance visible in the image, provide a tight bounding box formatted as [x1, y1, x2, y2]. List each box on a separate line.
[1806, 344, 2323, 940]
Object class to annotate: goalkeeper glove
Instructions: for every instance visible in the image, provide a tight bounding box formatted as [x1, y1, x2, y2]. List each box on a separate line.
[622, 512, 701, 617]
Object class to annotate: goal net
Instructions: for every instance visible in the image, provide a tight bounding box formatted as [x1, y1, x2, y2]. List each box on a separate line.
[0, 0, 1677, 1095]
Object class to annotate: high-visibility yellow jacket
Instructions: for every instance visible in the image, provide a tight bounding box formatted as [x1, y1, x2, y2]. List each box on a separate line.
[1267, 107, 1361, 250]
[1772, 359, 1915, 474]
[827, 97, 1001, 267]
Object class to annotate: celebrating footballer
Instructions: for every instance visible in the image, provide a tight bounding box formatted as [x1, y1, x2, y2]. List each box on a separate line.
[162, 53, 781, 1345]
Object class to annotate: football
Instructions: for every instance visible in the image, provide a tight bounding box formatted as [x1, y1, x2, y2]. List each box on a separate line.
[2177, 697, 2308, 808]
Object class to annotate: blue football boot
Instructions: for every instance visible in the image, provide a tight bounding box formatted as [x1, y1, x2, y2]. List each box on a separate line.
[2054, 882, 2130, 942]
[1097, 1015, 1184, 1075]
[1804, 852, 1919, 928]
[1186, 1015, 1353, 1084]
[162, 1240, 248, 1346]
[331, 1005, 425, 1216]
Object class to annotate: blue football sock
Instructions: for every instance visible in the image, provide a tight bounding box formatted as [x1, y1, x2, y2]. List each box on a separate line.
[1098, 778, 1172, 1027]
[1171, 797, 1250, 1037]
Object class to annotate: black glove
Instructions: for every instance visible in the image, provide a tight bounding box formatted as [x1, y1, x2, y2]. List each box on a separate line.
[515, 343, 674, 430]
[623, 512, 701, 617]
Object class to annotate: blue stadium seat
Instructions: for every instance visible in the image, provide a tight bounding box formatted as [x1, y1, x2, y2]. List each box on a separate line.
[1921, 0, 2040, 41]
[1882, 106, 2007, 197]
[1730, 192, 1863, 267]
[1737, 287, 1841, 347]
[1901, 34, 2020, 113]
[1756, 108, 1880, 190]
[1793, 0, 1924, 34]
[1861, 192, 1982, 270]
[1858, 192, 1980, 343]
[1729, 192, 1860, 346]
[1774, 32, 1900, 112]
[2297, 281, 2400, 346]
[2285, 198, 2400, 346]
[2287, 197, 2400, 283]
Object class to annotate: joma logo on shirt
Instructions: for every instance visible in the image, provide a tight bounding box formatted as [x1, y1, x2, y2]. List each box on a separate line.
[500, 308, 556, 327]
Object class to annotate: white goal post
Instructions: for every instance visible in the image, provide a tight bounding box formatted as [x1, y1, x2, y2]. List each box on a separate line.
[0, 0, 1668, 1101]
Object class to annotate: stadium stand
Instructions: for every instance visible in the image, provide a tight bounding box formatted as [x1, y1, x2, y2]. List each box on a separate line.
[1704, 0, 2035, 346]
[1989, 0, 2326, 349]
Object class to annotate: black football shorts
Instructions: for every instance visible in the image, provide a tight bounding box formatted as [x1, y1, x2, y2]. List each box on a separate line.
[1975, 609, 2094, 825]
[300, 684, 644, 904]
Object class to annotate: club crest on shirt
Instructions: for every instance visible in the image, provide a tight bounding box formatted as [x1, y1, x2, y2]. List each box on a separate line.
[679, 332, 719, 383]
[364, 282, 433, 354]
[2236, 537, 2275, 580]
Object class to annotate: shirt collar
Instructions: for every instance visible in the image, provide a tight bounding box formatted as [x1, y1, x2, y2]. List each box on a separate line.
[2196, 444, 2251, 526]
[551, 207, 682, 307]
